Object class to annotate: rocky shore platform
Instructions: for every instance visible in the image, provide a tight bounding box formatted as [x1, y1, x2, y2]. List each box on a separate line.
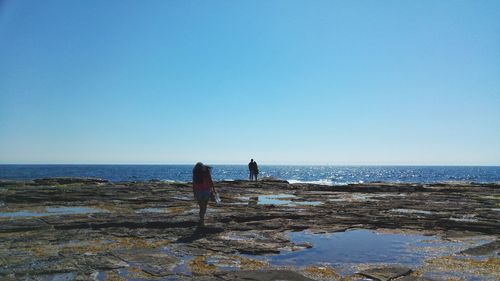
[0, 178, 499, 281]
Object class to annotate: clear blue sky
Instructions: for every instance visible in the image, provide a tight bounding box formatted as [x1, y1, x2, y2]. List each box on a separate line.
[0, 0, 499, 165]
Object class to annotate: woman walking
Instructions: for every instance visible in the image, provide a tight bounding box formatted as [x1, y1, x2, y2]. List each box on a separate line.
[192, 162, 215, 227]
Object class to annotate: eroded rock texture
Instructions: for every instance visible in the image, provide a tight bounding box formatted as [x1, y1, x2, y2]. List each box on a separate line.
[0, 179, 498, 280]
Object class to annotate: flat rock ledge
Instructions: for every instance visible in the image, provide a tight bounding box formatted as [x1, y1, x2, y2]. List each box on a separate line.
[0, 179, 498, 280]
[358, 266, 412, 281]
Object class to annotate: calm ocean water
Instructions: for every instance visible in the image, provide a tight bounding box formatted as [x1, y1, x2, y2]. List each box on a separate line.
[0, 165, 499, 185]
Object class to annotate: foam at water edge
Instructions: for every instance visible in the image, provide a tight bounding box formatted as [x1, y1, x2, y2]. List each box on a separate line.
[160, 179, 187, 184]
[287, 179, 365, 186]
[288, 179, 334, 185]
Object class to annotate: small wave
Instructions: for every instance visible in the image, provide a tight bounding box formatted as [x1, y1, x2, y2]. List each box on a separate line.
[288, 179, 366, 186]
[159, 179, 187, 184]
[288, 179, 335, 186]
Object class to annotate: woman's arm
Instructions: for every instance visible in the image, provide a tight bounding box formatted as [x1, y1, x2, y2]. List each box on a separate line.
[207, 172, 215, 192]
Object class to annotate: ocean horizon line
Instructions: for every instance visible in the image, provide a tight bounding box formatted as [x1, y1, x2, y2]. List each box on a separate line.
[1, 163, 499, 167]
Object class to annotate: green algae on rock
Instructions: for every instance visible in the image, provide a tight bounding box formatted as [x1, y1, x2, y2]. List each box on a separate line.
[0, 179, 498, 280]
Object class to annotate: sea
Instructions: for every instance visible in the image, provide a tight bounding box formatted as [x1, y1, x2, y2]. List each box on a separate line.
[0, 165, 499, 185]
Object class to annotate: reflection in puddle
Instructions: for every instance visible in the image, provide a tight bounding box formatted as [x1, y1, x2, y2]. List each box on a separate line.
[161, 247, 194, 275]
[258, 194, 296, 205]
[0, 210, 46, 217]
[205, 255, 241, 270]
[135, 207, 169, 214]
[262, 229, 487, 276]
[0, 206, 105, 217]
[46, 207, 102, 214]
[327, 194, 374, 202]
[172, 196, 192, 201]
[448, 216, 479, 223]
[391, 209, 434, 215]
[295, 201, 322, 206]
[257, 194, 322, 206]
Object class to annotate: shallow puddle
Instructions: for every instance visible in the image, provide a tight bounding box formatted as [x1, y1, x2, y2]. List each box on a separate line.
[0, 210, 47, 217]
[160, 246, 195, 275]
[135, 207, 170, 214]
[172, 196, 192, 201]
[205, 255, 241, 270]
[258, 194, 296, 205]
[294, 201, 322, 206]
[390, 208, 434, 215]
[257, 194, 322, 206]
[46, 207, 103, 215]
[258, 229, 490, 276]
[0, 206, 105, 218]
[448, 216, 479, 223]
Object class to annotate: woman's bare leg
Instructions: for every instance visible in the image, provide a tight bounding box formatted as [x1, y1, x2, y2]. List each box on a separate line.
[198, 200, 207, 226]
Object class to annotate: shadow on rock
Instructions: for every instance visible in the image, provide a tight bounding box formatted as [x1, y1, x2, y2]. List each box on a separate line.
[175, 226, 224, 243]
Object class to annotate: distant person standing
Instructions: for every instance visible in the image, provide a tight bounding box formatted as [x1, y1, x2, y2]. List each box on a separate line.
[248, 159, 255, 181]
[248, 159, 259, 181]
[192, 162, 215, 227]
[253, 160, 259, 181]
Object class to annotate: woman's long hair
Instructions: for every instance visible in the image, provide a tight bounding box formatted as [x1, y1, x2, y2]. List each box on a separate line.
[193, 162, 206, 184]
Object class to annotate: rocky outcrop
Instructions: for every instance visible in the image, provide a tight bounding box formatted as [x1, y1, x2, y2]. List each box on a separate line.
[0, 179, 498, 280]
[358, 266, 412, 281]
[216, 270, 315, 281]
[32, 177, 109, 185]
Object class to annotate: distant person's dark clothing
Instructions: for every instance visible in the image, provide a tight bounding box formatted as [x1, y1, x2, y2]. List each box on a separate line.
[192, 162, 215, 227]
[248, 161, 253, 180]
[249, 159, 259, 181]
[253, 162, 259, 180]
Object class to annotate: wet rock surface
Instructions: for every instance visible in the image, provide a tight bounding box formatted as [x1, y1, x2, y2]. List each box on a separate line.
[460, 240, 500, 256]
[216, 270, 315, 281]
[358, 266, 412, 281]
[0, 179, 499, 280]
